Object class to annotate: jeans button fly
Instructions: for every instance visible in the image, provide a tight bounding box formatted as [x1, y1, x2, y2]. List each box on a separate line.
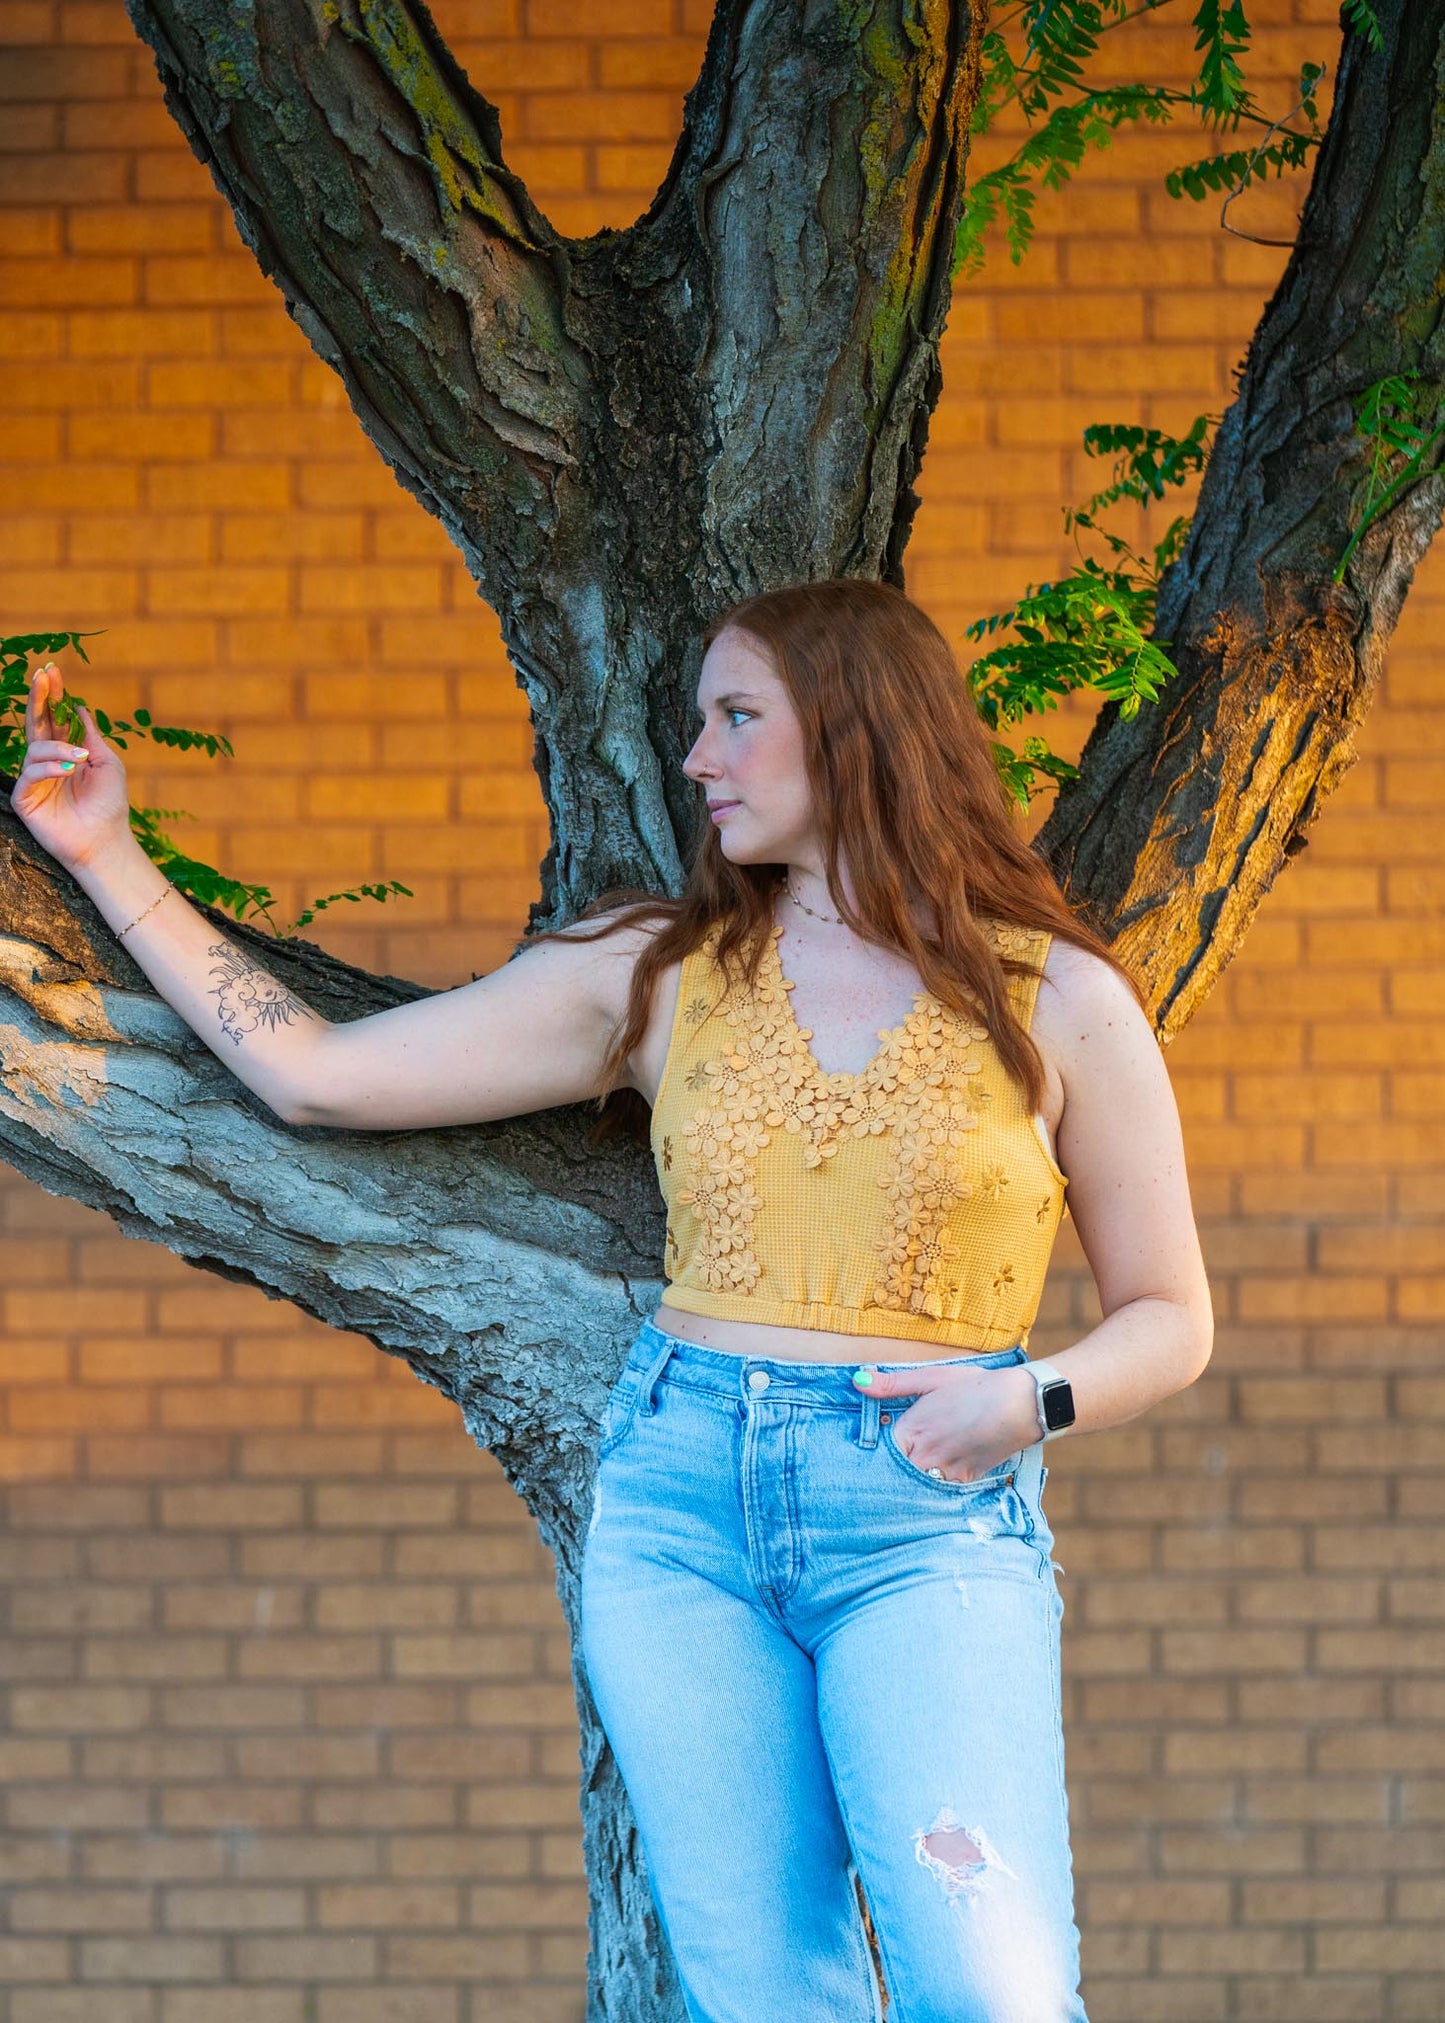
[747, 1370, 770, 1392]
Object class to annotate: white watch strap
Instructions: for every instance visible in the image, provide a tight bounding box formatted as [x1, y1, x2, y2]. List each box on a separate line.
[1027, 1358, 1069, 1442]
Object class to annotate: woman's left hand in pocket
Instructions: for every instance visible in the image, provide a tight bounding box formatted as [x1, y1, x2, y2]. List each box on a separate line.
[853, 1361, 1041, 1481]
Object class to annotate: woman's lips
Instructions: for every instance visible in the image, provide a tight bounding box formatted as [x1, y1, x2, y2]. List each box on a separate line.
[709, 801, 740, 822]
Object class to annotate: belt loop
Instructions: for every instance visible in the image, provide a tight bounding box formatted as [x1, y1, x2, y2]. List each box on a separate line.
[638, 1327, 679, 1415]
[1014, 1429, 1045, 1497]
[856, 1388, 881, 1450]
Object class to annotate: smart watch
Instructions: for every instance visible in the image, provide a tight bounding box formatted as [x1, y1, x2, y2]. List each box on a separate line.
[1026, 1359, 1075, 1442]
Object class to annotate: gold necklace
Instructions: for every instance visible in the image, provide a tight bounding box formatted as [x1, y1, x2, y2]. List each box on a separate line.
[784, 877, 845, 926]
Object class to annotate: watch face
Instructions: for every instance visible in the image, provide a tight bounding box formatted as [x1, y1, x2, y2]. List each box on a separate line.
[1041, 1380, 1075, 1432]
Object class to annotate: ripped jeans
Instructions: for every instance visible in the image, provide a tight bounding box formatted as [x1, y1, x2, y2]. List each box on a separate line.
[579, 1318, 1088, 2023]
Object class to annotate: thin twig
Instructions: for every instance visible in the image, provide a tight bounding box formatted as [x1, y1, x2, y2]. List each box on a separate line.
[1220, 74, 1320, 245]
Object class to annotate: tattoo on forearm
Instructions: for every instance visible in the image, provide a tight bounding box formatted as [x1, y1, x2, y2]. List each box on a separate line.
[207, 944, 317, 1047]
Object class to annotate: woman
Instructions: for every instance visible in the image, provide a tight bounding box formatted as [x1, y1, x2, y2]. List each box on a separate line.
[13, 578, 1212, 2022]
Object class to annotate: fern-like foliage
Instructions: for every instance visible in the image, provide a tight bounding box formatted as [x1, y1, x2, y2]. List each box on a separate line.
[1335, 375, 1445, 583]
[1191, 0, 1252, 123]
[1, 634, 412, 941]
[957, 87, 1173, 276]
[1165, 128, 1315, 202]
[959, 1, 1385, 277]
[966, 416, 1215, 806]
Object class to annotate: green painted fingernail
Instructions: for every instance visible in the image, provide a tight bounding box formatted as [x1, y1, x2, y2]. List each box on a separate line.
[852, 1368, 874, 1387]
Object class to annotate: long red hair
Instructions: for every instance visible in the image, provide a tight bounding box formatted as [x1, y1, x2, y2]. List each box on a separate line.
[523, 579, 1140, 1144]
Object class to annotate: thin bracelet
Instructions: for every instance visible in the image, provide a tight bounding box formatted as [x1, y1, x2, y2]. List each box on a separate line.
[116, 884, 174, 942]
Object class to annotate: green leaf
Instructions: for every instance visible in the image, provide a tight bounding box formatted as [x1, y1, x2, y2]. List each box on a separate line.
[1015, 1, 1134, 116]
[288, 881, 414, 934]
[1191, 0, 1252, 122]
[1342, 0, 1384, 52]
[954, 85, 1173, 275]
[965, 415, 1201, 804]
[1164, 131, 1314, 203]
[1336, 373, 1445, 582]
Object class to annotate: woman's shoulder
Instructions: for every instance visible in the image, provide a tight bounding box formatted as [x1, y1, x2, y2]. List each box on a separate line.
[1032, 930, 1155, 1068]
[545, 904, 673, 1003]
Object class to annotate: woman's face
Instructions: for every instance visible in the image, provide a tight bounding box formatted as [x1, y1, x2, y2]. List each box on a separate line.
[682, 629, 818, 867]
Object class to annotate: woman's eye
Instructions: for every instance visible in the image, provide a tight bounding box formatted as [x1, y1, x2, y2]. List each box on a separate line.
[727, 709, 751, 728]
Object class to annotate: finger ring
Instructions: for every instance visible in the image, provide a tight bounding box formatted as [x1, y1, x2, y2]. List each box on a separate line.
[927, 1466, 944, 1479]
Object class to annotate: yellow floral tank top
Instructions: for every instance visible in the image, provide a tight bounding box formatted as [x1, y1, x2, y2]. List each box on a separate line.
[650, 918, 1067, 1351]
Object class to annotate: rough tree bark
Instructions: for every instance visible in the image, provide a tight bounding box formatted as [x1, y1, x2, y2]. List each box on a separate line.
[1, 0, 1442, 2015]
[1038, 3, 1445, 1033]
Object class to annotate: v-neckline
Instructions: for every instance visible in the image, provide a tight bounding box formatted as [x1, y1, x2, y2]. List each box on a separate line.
[763, 925, 935, 1086]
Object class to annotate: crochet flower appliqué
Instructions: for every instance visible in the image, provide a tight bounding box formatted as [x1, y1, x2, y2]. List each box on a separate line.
[672, 924, 1034, 1317]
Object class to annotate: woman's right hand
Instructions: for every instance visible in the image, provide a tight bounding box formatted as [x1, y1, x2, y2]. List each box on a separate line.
[9, 662, 134, 873]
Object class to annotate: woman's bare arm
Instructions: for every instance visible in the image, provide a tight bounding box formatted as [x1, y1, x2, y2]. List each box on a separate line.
[80, 840, 647, 1129]
[1028, 938, 1215, 1430]
[829, 936, 1214, 1481]
[286, 922, 652, 1130]
[11, 663, 649, 1131]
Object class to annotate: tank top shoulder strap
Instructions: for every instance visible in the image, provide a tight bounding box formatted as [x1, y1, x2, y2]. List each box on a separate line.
[984, 919, 1053, 1034]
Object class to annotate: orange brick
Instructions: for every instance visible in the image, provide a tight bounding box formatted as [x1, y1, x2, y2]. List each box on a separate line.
[0, 414, 63, 461]
[528, 0, 671, 29]
[220, 514, 363, 564]
[69, 411, 214, 460]
[0, 360, 139, 410]
[0, 1436, 77, 1480]
[60, 0, 143, 39]
[0, 515, 62, 563]
[143, 255, 275, 307]
[0, 249, 135, 304]
[223, 411, 362, 459]
[145, 462, 291, 510]
[0, 309, 63, 357]
[594, 142, 675, 192]
[0, 3, 49, 45]
[298, 566, 444, 614]
[67, 205, 214, 255]
[158, 1387, 305, 1431]
[449, 36, 587, 86]
[8, 1387, 151, 1432]
[63, 100, 181, 149]
[69, 516, 212, 566]
[0, 1340, 72, 1384]
[0, 209, 60, 256]
[598, 37, 701, 89]
[146, 567, 289, 616]
[136, 149, 213, 202]
[67, 309, 215, 362]
[147, 360, 294, 407]
[225, 825, 376, 876]
[297, 459, 403, 508]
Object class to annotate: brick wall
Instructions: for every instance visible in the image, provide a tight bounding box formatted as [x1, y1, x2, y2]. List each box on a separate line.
[2, 2, 1442, 2019]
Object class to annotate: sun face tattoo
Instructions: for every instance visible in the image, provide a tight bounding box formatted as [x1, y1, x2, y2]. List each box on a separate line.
[207, 944, 317, 1046]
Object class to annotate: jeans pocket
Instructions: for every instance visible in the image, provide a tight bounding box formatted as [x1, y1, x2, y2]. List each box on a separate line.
[598, 1370, 643, 1460]
[880, 1420, 1020, 1496]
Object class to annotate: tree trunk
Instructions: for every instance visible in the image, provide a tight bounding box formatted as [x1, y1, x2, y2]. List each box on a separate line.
[1038, 1, 1445, 1035]
[2, 0, 1442, 2015]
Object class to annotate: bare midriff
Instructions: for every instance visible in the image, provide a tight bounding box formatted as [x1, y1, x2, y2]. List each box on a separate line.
[647, 1304, 989, 1365]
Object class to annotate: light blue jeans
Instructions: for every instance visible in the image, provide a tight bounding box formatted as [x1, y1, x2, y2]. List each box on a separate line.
[579, 1318, 1087, 2023]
